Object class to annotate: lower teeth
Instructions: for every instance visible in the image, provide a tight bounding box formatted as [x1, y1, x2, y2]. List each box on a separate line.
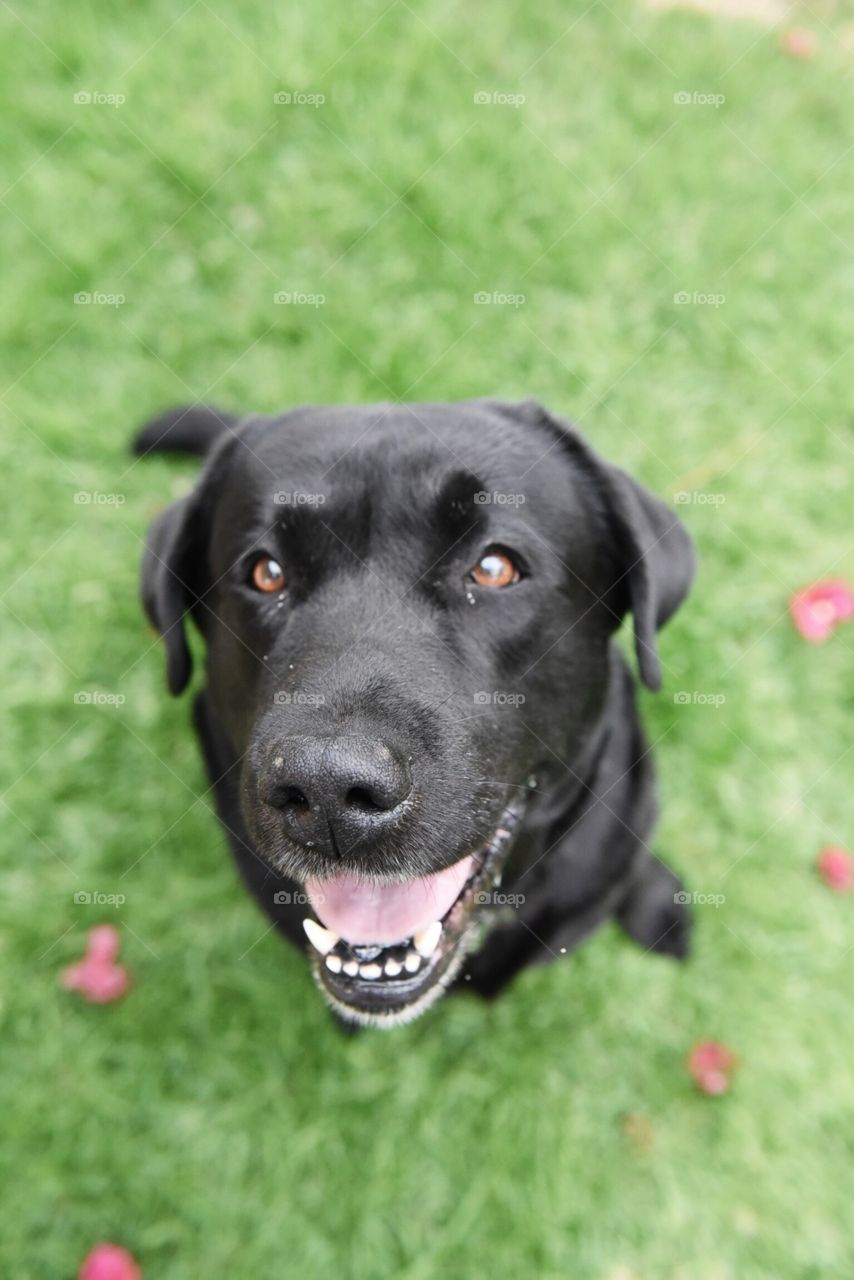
[325, 947, 423, 980]
[306, 914, 442, 983]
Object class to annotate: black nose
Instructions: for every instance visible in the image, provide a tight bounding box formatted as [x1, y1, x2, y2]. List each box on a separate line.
[262, 734, 412, 855]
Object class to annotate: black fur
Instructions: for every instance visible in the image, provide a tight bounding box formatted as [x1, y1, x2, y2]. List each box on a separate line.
[134, 399, 695, 1015]
[132, 404, 239, 458]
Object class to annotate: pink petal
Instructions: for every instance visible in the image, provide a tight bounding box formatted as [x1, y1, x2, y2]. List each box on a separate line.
[87, 924, 122, 964]
[78, 1243, 141, 1280]
[779, 28, 818, 61]
[817, 846, 854, 893]
[789, 580, 854, 643]
[688, 1041, 738, 1095]
[61, 926, 131, 1004]
[62, 960, 131, 1003]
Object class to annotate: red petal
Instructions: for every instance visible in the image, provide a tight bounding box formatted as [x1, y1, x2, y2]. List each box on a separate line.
[817, 846, 854, 893]
[61, 927, 131, 1003]
[789, 580, 854, 642]
[779, 28, 819, 60]
[78, 1243, 141, 1280]
[86, 924, 122, 963]
[688, 1041, 738, 1095]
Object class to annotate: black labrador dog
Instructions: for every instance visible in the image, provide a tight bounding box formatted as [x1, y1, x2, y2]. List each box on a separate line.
[134, 399, 695, 1027]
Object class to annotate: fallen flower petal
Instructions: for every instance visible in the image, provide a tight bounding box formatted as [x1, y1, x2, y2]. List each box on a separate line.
[62, 962, 131, 1003]
[789, 580, 854, 643]
[817, 846, 854, 893]
[779, 27, 818, 60]
[61, 925, 131, 1004]
[78, 1242, 141, 1280]
[87, 924, 122, 964]
[688, 1041, 738, 1095]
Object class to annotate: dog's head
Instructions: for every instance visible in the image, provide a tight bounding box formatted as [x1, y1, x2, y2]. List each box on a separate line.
[139, 400, 694, 1025]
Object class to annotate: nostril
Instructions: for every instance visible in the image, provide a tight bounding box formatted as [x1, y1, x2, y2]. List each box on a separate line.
[346, 785, 386, 814]
[279, 785, 310, 811]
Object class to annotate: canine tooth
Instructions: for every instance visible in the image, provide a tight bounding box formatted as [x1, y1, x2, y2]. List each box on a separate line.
[359, 963, 382, 980]
[343, 959, 359, 977]
[325, 954, 342, 973]
[404, 951, 421, 973]
[302, 918, 338, 955]
[384, 957, 402, 977]
[413, 921, 442, 957]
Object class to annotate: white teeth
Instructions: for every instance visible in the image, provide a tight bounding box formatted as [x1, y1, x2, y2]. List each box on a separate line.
[317, 929, 436, 983]
[413, 921, 442, 957]
[302, 918, 339, 955]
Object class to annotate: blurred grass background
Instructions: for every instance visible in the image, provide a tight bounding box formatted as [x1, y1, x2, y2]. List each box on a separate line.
[1, 1, 853, 1277]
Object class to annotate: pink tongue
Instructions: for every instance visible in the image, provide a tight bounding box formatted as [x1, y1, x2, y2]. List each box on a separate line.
[305, 856, 474, 945]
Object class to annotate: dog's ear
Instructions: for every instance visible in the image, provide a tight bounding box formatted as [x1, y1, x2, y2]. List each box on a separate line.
[593, 461, 695, 691]
[508, 401, 695, 692]
[140, 495, 199, 696]
[134, 403, 241, 695]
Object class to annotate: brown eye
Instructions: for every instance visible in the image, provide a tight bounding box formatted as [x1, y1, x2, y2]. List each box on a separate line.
[251, 555, 287, 593]
[470, 549, 521, 589]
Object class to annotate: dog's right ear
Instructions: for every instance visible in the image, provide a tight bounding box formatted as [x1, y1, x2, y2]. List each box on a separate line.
[134, 404, 236, 695]
[140, 495, 198, 696]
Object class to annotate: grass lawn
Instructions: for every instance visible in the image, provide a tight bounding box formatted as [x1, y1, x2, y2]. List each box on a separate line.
[1, 1, 853, 1276]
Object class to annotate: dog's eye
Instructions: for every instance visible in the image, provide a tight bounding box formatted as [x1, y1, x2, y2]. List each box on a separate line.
[251, 555, 287, 593]
[470, 548, 521, 589]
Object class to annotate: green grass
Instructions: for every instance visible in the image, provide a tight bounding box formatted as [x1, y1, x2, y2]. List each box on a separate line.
[1, 1, 853, 1276]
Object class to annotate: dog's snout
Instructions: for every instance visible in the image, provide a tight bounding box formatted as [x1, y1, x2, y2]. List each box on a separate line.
[263, 734, 412, 855]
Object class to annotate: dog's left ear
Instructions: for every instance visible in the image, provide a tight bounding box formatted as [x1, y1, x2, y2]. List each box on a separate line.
[140, 495, 199, 696]
[593, 460, 695, 691]
[505, 401, 695, 692]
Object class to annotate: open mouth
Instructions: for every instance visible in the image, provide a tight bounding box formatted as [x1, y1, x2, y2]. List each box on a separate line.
[300, 798, 528, 1027]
